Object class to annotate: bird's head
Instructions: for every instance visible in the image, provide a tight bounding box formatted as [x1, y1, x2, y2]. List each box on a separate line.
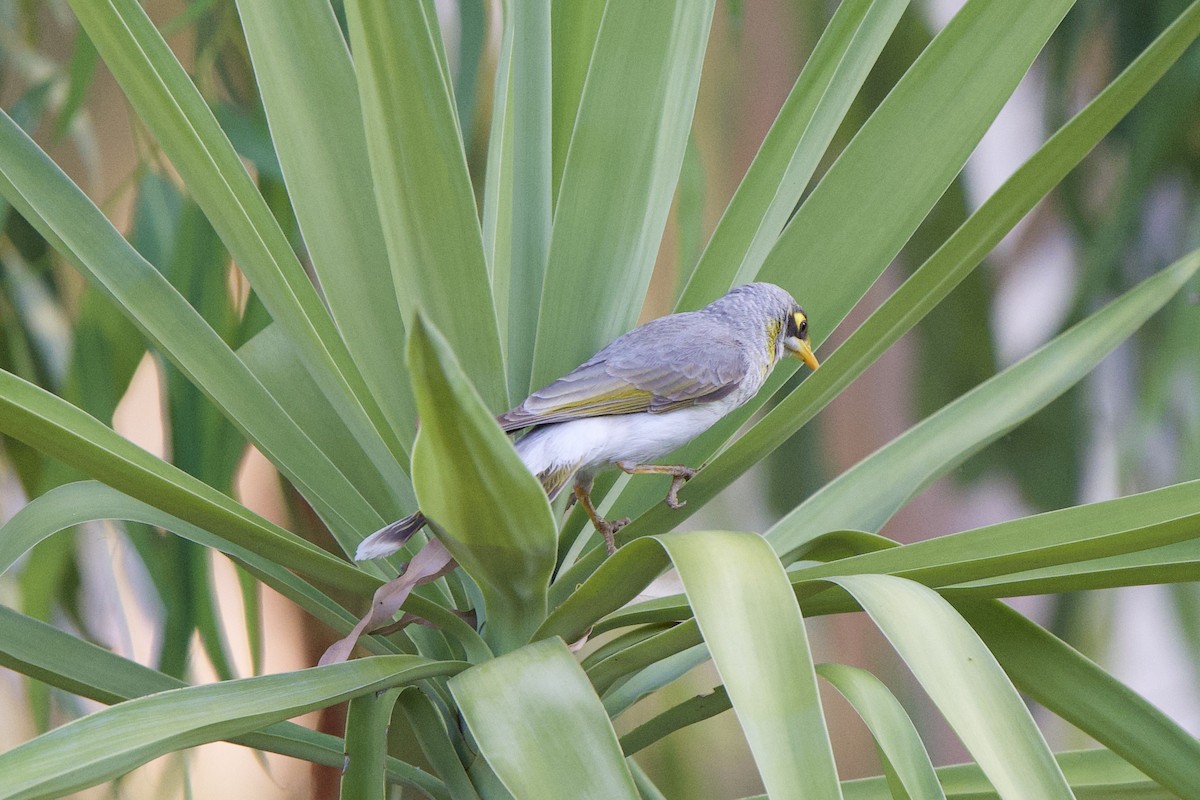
[709, 283, 820, 371]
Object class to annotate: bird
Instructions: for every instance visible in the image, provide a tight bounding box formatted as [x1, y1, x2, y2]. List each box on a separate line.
[355, 282, 819, 560]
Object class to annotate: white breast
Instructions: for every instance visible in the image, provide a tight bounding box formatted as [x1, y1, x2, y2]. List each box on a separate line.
[515, 396, 739, 481]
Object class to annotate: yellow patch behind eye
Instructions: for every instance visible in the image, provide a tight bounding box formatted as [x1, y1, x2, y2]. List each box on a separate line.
[793, 311, 807, 330]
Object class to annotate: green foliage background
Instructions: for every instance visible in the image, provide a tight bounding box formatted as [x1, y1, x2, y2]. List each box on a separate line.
[0, 1, 1198, 798]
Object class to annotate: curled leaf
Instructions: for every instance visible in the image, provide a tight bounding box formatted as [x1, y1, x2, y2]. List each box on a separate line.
[319, 539, 459, 665]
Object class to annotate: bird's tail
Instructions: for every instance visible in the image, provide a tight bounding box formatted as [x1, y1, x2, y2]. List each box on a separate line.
[354, 511, 428, 561]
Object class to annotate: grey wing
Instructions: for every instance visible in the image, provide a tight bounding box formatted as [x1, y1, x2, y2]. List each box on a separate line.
[497, 314, 751, 432]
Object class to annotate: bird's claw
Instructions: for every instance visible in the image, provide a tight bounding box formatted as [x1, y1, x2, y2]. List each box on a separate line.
[666, 467, 697, 509]
[598, 516, 631, 556]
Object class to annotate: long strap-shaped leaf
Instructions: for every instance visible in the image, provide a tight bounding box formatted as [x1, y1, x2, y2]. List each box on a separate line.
[234, 0, 417, 454]
[604, 0, 1200, 544]
[66, 0, 406, 471]
[238, 324, 413, 520]
[790, 480, 1200, 591]
[942, 538, 1200, 598]
[618, 660, 947, 797]
[556, 0, 1129, 571]
[960, 600, 1200, 799]
[657, 531, 841, 800]
[344, 0, 508, 411]
[677, 0, 909, 310]
[397, 689, 481, 800]
[835, 749, 1165, 800]
[0, 607, 446, 799]
[553, 250, 1200, 603]
[0, 656, 465, 800]
[759, 0, 1074, 336]
[595, 480, 1200, 674]
[502, 0, 554, 398]
[549, 0, 606, 202]
[539, 531, 842, 800]
[0, 110, 402, 552]
[529, 0, 715, 392]
[0, 371, 373, 594]
[0, 479, 477, 655]
[482, 0, 516, 318]
[832, 575, 1074, 799]
[709, 0, 1070, 452]
[449, 638, 641, 800]
[766, 248, 1200, 559]
[0, 481, 360, 636]
[816, 663, 945, 800]
[341, 689, 403, 800]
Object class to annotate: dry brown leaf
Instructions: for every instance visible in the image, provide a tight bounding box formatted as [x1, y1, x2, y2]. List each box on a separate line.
[319, 538, 459, 665]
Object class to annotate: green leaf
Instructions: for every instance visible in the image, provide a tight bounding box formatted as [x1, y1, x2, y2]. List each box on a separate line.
[238, 323, 412, 520]
[583, 0, 1200, 562]
[758, 0, 1074, 336]
[767, 248, 1200, 560]
[0, 481, 364, 637]
[530, 1, 715, 391]
[397, 689, 481, 800]
[629, 760, 670, 800]
[588, 622, 703, 696]
[835, 749, 1166, 799]
[656, 531, 841, 799]
[67, 0, 405, 472]
[0, 374, 375, 595]
[344, 0, 507, 410]
[0, 655, 465, 800]
[449, 638, 640, 800]
[234, 0, 417, 453]
[960, 600, 1200, 799]
[61, 284, 143, 427]
[791, 480, 1200, 593]
[454, 0, 486, 138]
[541, 538, 684, 644]
[341, 688, 402, 800]
[612, 0, 1080, 524]
[549, 0, 605, 201]
[677, 0, 909, 309]
[542, 531, 842, 798]
[482, 0, 516, 315]
[601, 643, 709, 718]
[832, 575, 1073, 798]
[619, 684, 731, 756]
[0, 606, 447, 798]
[502, 0, 553, 398]
[0, 107, 391, 552]
[943, 538, 1200, 598]
[408, 315, 556, 652]
[51, 26, 98, 141]
[816, 663, 945, 800]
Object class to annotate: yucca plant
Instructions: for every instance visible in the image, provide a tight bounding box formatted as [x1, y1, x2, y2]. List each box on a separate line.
[1, 0, 1199, 798]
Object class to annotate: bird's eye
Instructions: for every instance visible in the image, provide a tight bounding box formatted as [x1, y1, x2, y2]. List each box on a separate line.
[793, 312, 807, 337]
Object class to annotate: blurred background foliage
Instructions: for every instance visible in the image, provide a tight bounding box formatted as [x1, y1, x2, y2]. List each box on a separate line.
[0, 0, 1197, 797]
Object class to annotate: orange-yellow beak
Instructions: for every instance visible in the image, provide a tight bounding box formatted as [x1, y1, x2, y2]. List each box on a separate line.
[787, 337, 820, 371]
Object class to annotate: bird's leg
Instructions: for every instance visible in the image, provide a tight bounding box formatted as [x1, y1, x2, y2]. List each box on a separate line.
[573, 477, 629, 555]
[616, 462, 697, 509]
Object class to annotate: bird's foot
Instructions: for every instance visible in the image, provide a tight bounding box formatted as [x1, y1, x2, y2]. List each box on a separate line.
[617, 462, 699, 510]
[597, 516, 631, 556]
[665, 467, 697, 509]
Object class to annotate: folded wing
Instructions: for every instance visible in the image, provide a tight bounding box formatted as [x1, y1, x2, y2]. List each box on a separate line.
[498, 315, 751, 432]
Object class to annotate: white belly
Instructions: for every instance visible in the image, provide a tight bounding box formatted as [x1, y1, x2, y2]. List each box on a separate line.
[515, 401, 734, 481]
